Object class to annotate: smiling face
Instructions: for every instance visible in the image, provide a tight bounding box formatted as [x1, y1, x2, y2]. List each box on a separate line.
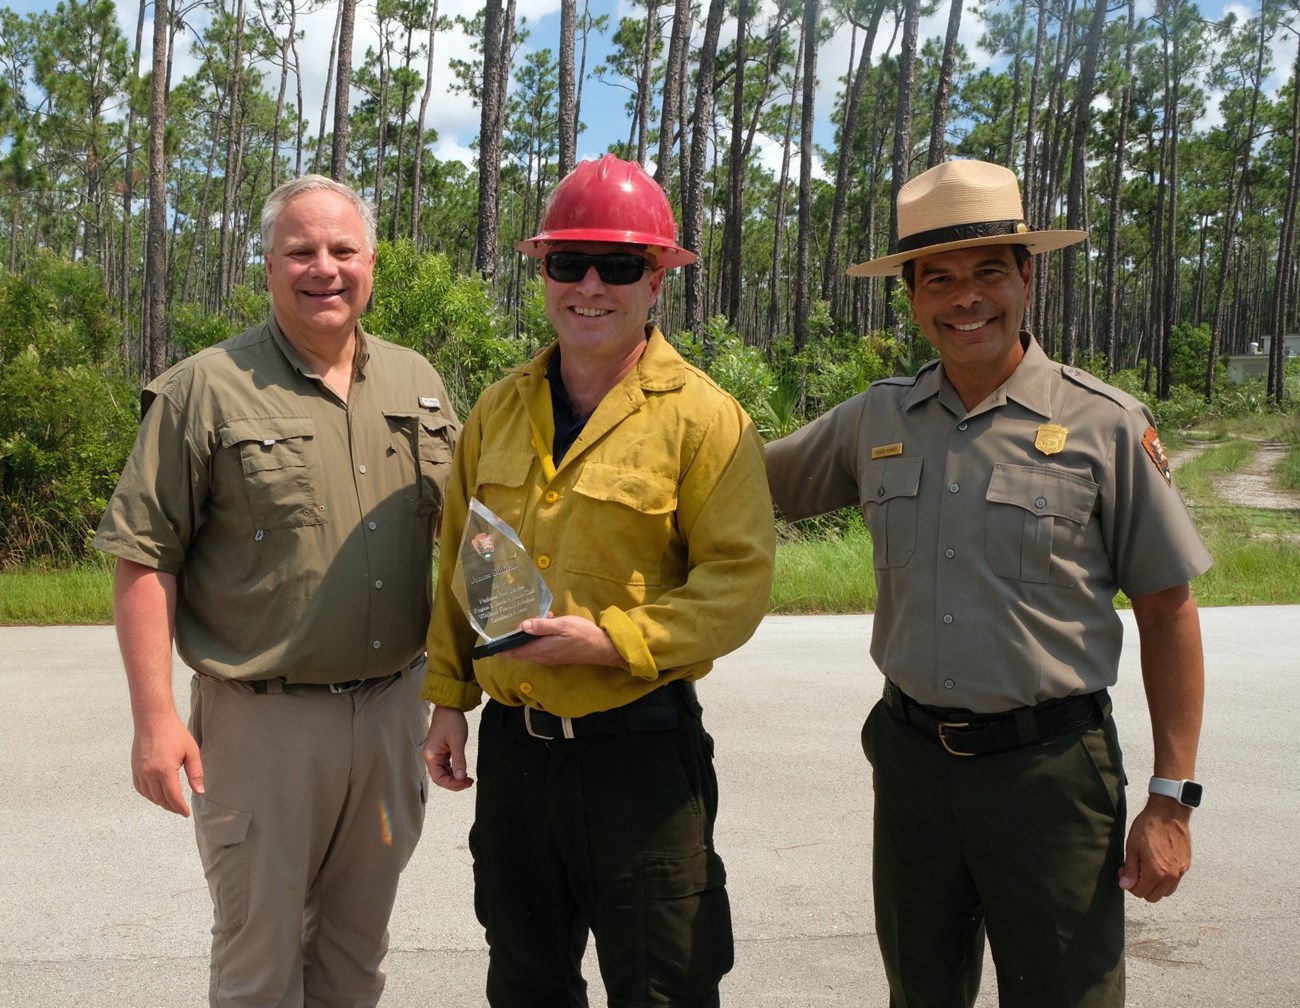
[265, 189, 375, 348]
[906, 244, 1033, 405]
[542, 241, 664, 369]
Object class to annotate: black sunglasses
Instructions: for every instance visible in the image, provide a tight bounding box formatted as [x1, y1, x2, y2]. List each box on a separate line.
[543, 251, 652, 285]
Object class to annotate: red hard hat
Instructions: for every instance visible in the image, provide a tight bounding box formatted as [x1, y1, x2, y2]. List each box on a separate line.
[516, 154, 697, 268]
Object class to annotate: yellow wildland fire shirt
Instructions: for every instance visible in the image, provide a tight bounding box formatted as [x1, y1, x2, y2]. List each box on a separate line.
[423, 327, 775, 718]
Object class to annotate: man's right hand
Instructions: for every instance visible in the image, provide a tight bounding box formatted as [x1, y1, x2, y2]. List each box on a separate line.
[423, 705, 474, 791]
[131, 713, 204, 817]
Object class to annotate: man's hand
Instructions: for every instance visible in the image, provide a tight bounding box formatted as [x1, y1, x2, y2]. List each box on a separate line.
[514, 615, 627, 668]
[423, 705, 473, 791]
[131, 713, 204, 817]
[1119, 796, 1192, 902]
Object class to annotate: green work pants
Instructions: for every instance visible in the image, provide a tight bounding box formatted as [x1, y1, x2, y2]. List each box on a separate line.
[861, 696, 1128, 1008]
[470, 698, 732, 1007]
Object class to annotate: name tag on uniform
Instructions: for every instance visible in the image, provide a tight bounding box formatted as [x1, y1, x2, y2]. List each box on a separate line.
[871, 442, 903, 459]
[419, 396, 441, 409]
[1035, 424, 1068, 455]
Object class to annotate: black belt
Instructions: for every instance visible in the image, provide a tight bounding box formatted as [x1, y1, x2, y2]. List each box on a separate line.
[497, 680, 696, 740]
[882, 680, 1109, 757]
[248, 669, 403, 695]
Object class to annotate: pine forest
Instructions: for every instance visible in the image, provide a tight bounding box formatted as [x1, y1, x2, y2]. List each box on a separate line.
[2, 0, 1300, 566]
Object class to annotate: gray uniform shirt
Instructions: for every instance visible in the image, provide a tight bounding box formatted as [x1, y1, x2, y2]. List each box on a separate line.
[766, 335, 1211, 712]
[95, 318, 458, 683]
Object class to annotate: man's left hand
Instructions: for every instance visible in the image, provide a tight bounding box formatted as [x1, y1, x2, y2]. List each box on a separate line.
[513, 615, 627, 669]
[1119, 797, 1192, 902]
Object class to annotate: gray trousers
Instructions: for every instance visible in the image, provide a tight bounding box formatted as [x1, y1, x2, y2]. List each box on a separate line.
[189, 659, 429, 1008]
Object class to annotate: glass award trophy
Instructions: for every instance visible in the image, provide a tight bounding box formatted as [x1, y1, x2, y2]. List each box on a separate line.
[450, 497, 553, 659]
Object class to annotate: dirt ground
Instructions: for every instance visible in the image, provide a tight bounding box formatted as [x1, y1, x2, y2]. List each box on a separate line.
[1173, 441, 1300, 511]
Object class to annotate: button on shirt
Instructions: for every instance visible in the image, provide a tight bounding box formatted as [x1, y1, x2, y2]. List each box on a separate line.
[95, 319, 459, 683]
[765, 335, 1211, 711]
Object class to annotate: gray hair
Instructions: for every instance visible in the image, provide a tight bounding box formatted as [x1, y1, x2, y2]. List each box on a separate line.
[260, 175, 377, 256]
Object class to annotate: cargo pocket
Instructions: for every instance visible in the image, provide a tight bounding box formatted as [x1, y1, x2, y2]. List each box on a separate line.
[193, 795, 253, 933]
[219, 417, 324, 530]
[985, 464, 1097, 584]
[642, 847, 734, 991]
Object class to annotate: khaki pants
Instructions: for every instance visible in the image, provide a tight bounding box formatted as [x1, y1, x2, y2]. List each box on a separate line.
[189, 660, 429, 1008]
[862, 697, 1128, 1008]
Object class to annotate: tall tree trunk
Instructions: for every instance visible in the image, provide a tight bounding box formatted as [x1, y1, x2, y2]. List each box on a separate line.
[927, 0, 964, 166]
[331, 0, 357, 181]
[474, 0, 506, 277]
[1005, 0, 1028, 168]
[411, 0, 441, 244]
[218, 0, 247, 303]
[884, 0, 919, 336]
[634, 1, 658, 163]
[792, 0, 819, 352]
[718, 0, 747, 323]
[313, 2, 342, 175]
[824, 1, 884, 310]
[767, 20, 803, 345]
[1102, 0, 1135, 375]
[558, 0, 577, 177]
[1060, 0, 1106, 365]
[682, 0, 725, 340]
[655, 0, 690, 183]
[144, 0, 170, 380]
[1269, 36, 1300, 406]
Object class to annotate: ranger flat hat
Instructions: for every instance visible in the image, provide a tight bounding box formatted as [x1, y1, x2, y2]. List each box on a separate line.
[847, 159, 1088, 277]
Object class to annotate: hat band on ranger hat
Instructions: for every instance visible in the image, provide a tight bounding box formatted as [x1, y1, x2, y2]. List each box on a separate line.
[897, 219, 1031, 254]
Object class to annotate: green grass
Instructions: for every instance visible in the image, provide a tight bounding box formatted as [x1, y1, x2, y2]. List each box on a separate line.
[0, 566, 114, 625]
[4, 438, 1299, 623]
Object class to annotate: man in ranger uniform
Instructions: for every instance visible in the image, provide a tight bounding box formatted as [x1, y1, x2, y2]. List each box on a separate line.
[766, 159, 1210, 1008]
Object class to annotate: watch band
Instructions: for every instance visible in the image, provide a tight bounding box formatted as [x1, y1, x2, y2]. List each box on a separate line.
[1148, 776, 1203, 808]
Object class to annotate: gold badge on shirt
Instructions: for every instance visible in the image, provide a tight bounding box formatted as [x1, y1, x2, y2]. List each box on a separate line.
[1034, 424, 1069, 456]
[871, 442, 904, 460]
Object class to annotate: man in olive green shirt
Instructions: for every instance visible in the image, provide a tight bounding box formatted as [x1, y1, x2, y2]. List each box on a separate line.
[95, 176, 457, 1008]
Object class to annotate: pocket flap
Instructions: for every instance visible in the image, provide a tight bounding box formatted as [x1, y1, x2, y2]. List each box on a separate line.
[641, 848, 727, 899]
[193, 795, 252, 847]
[219, 416, 317, 449]
[475, 451, 535, 490]
[860, 455, 923, 505]
[987, 464, 1097, 524]
[573, 462, 678, 514]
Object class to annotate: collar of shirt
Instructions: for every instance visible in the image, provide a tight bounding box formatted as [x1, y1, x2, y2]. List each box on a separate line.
[904, 332, 1055, 422]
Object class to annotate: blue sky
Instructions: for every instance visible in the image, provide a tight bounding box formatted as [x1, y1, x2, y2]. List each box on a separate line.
[7, 0, 1297, 176]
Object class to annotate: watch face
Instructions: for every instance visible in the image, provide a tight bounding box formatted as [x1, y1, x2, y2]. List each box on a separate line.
[1180, 780, 1204, 808]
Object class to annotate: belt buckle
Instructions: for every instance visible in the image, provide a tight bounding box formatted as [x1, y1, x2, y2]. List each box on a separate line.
[523, 707, 575, 740]
[524, 706, 555, 740]
[937, 720, 977, 757]
[329, 678, 367, 694]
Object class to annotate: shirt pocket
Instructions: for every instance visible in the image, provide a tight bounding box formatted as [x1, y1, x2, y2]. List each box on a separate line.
[568, 462, 679, 587]
[385, 409, 458, 516]
[985, 463, 1098, 584]
[859, 456, 922, 569]
[219, 417, 325, 530]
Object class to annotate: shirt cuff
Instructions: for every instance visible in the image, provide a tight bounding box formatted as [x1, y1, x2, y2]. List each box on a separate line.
[598, 607, 657, 682]
[420, 671, 484, 709]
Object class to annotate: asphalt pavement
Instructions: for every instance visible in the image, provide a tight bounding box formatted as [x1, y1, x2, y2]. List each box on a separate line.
[2, 607, 1297, 1006]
